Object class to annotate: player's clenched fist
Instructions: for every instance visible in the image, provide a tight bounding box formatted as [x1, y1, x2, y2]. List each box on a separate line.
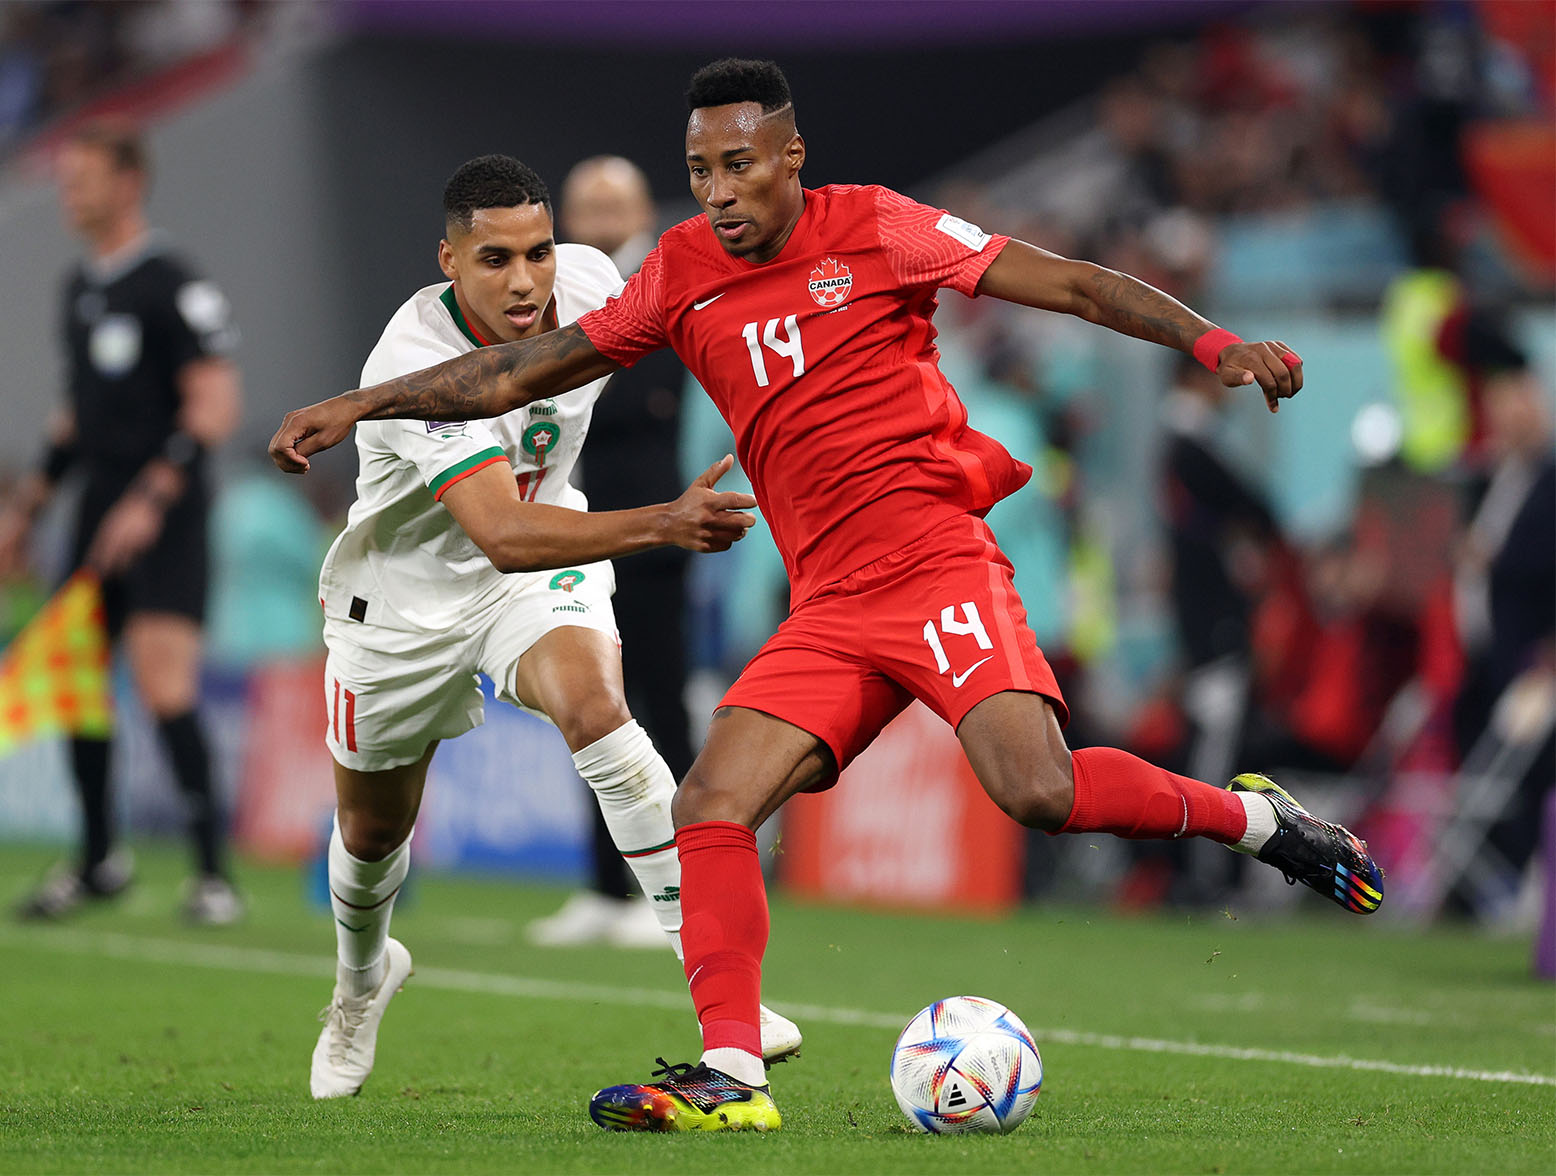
[664, 454, 758, 552]
[268, 396, 360, 473]
[1217, 339, 1304, 414]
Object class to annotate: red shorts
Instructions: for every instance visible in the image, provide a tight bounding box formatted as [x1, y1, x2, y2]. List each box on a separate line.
[718, 514, 1066, 786]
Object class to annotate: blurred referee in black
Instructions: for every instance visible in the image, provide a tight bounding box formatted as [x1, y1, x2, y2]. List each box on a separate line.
[0, 120, 244, 924]
[528, 156, 696, 948]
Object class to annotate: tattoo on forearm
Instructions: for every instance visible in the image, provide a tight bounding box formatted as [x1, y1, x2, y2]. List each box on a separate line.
[1082, 268, 1213, 352]
[352, 323, 600, 420]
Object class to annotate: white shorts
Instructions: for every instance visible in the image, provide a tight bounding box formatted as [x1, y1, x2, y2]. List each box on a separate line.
[322, 560, 618, 772]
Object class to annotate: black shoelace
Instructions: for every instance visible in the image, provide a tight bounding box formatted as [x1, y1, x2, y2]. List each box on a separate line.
[649, 1058, 710, 1084]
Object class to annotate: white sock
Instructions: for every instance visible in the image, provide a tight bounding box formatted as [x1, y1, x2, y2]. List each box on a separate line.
[328, 812, 410, 996]
[1232, 791, 1279, 855]
[702, 1046, 766, 1088]
[572, 721, 682, 949]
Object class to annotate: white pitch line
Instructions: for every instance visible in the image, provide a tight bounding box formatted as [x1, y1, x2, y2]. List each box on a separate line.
[5, 927, 1553, 1089]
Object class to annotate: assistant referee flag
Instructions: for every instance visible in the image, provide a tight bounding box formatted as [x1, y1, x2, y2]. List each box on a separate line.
[0, 572, 112, 755]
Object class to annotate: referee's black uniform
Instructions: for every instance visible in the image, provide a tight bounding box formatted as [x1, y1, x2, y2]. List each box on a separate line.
[57, 237, 237, 887]
[63, 239, 235, 630]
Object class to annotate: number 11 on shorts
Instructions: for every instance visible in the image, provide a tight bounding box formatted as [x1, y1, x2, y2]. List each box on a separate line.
[922, 602, 993, 674]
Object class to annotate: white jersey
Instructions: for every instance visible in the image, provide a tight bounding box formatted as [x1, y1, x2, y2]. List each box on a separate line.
[320, 243, 622, 632]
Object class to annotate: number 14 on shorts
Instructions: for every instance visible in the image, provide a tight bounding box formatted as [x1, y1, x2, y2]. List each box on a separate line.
[922, 602, 993, 683]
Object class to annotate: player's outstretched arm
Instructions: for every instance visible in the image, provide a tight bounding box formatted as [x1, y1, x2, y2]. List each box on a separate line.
[268, 323, 618, 473]
[976, 240, 1304, 413]
[440, 454, 757, 574]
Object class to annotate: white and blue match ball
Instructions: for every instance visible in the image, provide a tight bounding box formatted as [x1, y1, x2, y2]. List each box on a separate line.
[889, 995, 1043, 1134]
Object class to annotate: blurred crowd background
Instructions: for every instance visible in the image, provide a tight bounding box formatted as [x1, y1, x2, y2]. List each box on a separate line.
[0, 0, 1551, 931]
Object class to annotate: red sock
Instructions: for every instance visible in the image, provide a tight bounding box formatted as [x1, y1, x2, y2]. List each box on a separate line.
[1063, 747, 1247, 843]
[676, 820, 767, 1057]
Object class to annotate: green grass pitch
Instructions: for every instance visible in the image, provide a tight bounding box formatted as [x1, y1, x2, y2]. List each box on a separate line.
[1, 842, 1551, 1174]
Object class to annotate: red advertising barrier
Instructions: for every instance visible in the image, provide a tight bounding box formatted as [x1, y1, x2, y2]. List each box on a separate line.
[231, 656, 338, 861]
[779, 702, 1025, 914]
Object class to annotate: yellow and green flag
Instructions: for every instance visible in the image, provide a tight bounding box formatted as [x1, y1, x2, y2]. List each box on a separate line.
[0, 572, 112, 756]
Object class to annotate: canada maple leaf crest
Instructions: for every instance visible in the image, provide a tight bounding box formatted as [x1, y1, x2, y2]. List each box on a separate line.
[808, 256, 853, 308]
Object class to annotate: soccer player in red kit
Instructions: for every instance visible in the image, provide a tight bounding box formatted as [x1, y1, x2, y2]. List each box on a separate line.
[271, 58, 1384, 1133]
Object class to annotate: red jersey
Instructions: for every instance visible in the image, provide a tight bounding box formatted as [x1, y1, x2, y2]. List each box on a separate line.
[578, 184, 1032, 604]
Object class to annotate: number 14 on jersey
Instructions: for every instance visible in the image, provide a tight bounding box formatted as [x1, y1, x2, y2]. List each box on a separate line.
[742, 316, 805, 387]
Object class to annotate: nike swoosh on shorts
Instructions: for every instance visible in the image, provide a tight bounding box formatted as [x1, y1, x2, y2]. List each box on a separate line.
[951, 656, 994, 688]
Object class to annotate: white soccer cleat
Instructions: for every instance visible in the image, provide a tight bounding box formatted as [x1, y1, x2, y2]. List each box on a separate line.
[310, 937, 413, 1099]
[14, 850, 133, 921]
[526, 891, 630, 947]
[182, 875, 245, 926]
[605, 897, 673, 949]
[759, 1003, 803, 1065]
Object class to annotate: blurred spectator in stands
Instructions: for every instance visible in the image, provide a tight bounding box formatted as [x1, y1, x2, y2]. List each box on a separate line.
[1114, 355, 1285, 908]
[0, 1, 265, 164]
[1380, 211, 1489, 474]
[120, 0, 242, 71]
[1447, 342, 1555, 918]
[527, 156, 691, 949]
[1160, 353, 1284, 787]
[0, 5, 45, 154]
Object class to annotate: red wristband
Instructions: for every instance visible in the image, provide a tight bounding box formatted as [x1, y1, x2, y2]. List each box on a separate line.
[1192, 328, 1242, 373]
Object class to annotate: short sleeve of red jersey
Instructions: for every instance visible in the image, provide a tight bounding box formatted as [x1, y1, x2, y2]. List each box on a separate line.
[576, 245, 670, 366]
[871, 186, 1010, 297]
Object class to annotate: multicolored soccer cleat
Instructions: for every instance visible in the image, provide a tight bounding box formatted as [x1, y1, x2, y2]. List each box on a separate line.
[589, 1059, 782, 1132]
[1229, 773, 1384, 914]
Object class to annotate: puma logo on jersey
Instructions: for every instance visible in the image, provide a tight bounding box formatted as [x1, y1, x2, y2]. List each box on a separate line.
[692, 293, 725, 310]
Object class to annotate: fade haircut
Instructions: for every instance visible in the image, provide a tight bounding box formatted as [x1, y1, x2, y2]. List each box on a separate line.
[686, 58, 793, 115]
[443, 154, 551, 234]
[69, 118, 148, 177]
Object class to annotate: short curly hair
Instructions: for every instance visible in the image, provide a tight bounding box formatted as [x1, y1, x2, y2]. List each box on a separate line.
[685, 58, 792, 114]
[443, 154, 551, 233]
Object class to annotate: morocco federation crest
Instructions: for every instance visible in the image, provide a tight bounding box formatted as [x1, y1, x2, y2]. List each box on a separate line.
[808, 257, 853, 308]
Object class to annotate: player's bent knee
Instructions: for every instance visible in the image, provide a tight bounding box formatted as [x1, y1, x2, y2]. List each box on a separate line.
[996, 768, 1073, 832]
[672, 768, 755, 829]
[558, 699, 634, 753]
[338, 813, 412, 862]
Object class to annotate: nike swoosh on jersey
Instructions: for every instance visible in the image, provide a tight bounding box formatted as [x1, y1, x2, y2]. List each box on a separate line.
[950, 656, 995, 688]
[692, 293, 725, 310]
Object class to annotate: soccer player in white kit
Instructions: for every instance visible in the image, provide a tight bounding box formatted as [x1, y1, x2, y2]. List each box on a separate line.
[310, 155, 800, 1099]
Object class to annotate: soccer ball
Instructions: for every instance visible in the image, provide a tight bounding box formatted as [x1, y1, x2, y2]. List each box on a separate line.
[889, 995, 1043, 1134]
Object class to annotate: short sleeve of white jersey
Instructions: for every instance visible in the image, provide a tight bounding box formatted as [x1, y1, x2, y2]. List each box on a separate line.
[357, 328, 509, 500]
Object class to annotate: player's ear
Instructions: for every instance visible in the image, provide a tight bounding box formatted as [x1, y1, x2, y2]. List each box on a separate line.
[785, 132, 805, 178]
[437, 238, 457, 281]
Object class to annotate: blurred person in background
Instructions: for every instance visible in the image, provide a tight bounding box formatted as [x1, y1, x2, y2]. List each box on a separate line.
[526, 155, 694, 949]
[1161, 352, 1284, 786]
[1449, 341, 1555, 919]
[1120, 353, 1287, 908]
[0, 119, 243, 924]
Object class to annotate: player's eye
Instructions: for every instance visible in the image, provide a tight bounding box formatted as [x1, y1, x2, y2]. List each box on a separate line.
[730, 160, 751, 172]
[690, 166, 709, 178]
